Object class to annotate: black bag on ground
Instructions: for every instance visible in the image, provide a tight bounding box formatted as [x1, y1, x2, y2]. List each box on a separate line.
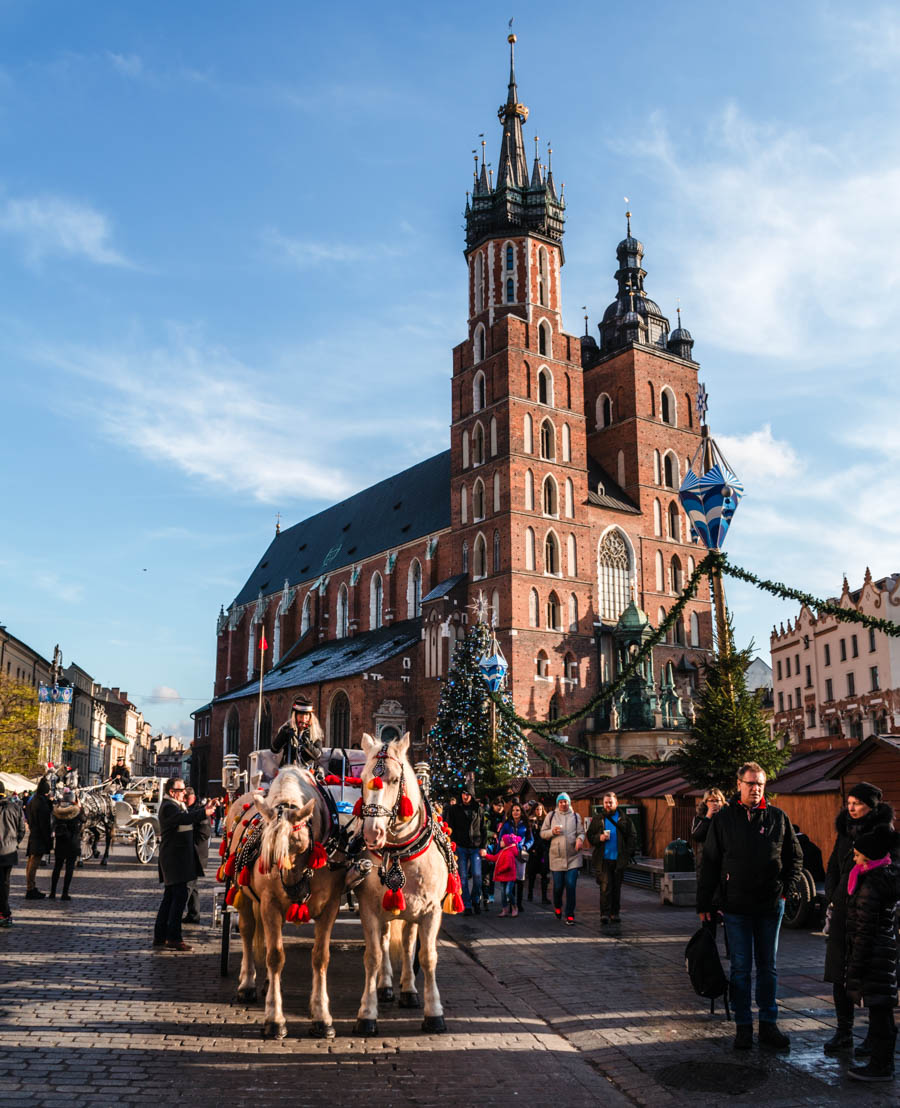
[685, 925, 730, 1018]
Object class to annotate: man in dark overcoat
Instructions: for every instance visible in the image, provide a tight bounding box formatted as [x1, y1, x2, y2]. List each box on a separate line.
[153, 778, 204, 950]
[24, 777, 53, 899]
[182, 787, 212, 925]
[0, 782, 27, 926]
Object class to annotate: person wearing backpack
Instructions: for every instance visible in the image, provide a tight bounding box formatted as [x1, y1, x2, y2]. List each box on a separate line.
[697, 762, 803, 1052]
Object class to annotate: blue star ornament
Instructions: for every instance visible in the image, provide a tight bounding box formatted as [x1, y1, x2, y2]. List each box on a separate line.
[479, 651, 508, 692]
[678, 464, 743, 550]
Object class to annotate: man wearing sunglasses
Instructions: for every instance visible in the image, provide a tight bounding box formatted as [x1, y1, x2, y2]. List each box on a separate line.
[697, 762, 803, 1052]
[152, 778, 206, 951]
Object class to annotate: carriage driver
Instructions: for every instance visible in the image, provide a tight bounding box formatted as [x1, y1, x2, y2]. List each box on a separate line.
[271, 696, 324, 776]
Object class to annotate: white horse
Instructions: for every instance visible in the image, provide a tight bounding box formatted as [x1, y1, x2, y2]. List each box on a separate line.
[224, 767, 347, 1039]
[353, 732, 458, 1034]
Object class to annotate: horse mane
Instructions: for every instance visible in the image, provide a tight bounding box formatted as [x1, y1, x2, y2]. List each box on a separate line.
[259, 767, 318, 871]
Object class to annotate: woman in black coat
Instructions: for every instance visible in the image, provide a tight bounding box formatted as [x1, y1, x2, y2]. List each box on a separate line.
[823, 781, 895, 1054]
[49, 789, 84, 900]
[24, 777, 54, 899]
[843, 825, 900, 1083]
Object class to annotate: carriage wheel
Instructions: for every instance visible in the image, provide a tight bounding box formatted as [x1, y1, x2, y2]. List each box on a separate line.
[134, 821, 158, 865]
[783, 868, 814, 929]
[79, 827, 96, 864]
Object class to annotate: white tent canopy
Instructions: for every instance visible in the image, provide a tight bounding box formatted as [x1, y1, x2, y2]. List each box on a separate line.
[0, 771, 37, 793]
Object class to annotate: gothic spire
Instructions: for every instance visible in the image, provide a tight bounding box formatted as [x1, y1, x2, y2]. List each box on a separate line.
[496, 34, 529, 189]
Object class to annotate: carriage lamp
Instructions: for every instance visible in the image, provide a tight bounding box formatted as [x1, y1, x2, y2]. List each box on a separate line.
[222, 753, 241, 794]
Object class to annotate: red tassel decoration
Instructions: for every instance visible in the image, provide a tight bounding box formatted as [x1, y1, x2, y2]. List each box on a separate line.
[324, 774, 341, 785]
[450, 841, 457, 853]
[225, 885, 237, 906]
[285, 903, 299, 922]
[345, 776, 362, 787]
[238, 866, 251, 886]
[352, 797, 363, 817]
[382, 888, 406, 914]
[309, 842, 327, 869]
[223, 854, 236, 877]
[218, 838, 227, 858]
[398, 795, 414, 820]
[242, 802, 251, 811]
[296, 903, 310, 923]
[451, 892, 464, 914]
[257, 859, 268, 875]
[368, 776, 384, 791]
[216, 863, 226, 883]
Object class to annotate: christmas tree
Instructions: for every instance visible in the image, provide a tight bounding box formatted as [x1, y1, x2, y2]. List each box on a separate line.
[426, 618, 530, 795]
[675, 639, 788, 794]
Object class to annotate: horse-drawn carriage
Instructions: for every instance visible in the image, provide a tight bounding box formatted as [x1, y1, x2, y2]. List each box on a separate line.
[79, 776, 164, 865]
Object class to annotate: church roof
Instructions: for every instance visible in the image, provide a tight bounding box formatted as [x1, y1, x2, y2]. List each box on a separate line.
[422, 574, 468, 603]
[585, 457, 640, 514]
[232, 451, 451, 608]
[216, 620, 421, 703]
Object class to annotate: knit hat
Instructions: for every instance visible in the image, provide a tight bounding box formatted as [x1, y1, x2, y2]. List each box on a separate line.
[501, 833, 520, 847]
[854, 825, 900, 861]
[556, 792, 571, 807]
[847, 781, 883, 810]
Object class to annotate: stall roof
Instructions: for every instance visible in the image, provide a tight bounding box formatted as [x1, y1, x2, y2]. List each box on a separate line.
[826, 735, 900, 780]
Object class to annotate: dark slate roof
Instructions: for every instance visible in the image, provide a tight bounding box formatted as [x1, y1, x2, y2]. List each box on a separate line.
[232, 452, 451, 608]
[826, 735, 900, 780]
[422, 574, 467, 603]
[585, 455, 640, 514]
[216, 620, 421, 703]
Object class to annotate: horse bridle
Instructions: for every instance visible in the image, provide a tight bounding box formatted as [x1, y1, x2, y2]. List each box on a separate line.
[358, 744, 414, 827]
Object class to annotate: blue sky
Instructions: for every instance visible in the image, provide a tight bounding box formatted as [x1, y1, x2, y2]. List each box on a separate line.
[2, 1, 898, 738]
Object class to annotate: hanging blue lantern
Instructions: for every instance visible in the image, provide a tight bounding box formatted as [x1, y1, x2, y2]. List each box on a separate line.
[479, 648, 508, 692]
[678, 439, 744, 551]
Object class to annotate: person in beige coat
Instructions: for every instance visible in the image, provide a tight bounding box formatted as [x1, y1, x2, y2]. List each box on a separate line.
[540, 793, 584, 925]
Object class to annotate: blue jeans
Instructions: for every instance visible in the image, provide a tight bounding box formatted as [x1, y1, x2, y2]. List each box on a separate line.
[552, 868, 579, 918]
[500, 880, 516, 909]
[724, 900, 785, 1025]
[457, 847, 482, 908]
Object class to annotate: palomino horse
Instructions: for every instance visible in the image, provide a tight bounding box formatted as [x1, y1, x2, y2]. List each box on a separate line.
[354, 732, 459, 1035]
[222, 767, 346, 1039]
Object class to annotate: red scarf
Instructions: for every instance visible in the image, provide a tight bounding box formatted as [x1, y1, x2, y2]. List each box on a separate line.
[848, 854, 891, 896]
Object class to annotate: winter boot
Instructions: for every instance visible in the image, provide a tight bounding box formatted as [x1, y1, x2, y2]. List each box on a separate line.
[499, 907, 509, 917]
[823, 1025, 854, 1054]
[511, 905, 518, 917]
[733, 1024, 753, 1051]
[849, 1036, 895, 1083]
[854, 1035, 872, 1059]
[759, 1022, 790, 1050]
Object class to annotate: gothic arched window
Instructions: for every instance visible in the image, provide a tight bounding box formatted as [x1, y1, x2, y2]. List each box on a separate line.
[328, 691, 351, 747]
[564, 477, 574, 518]
[529, 588, 539, 627]
[493, 529, 501, 573]
[506, 243, 514, 270]
[663, 452, 677, 489]
[667, 501, 680, 541]
[568, 593, 578, 632]
[370, 573, 383, 629]
[540, 419, 555, 460]
[225, 707, 240, 757]
[337, 583, 349, 637]
[407, 561, 422, 619]
[525, 527, 536, 570]
[525, 468, 534, 510]
[544, 531, 560, 576]
[598, 529, 632, 622]
[524, 413, 533, 453]
[472, 422, 485, 465]
[473, 478, 485, 520]
[670, 554, 683, 594]
[473, 370, 486, 412]
[546, 591, 561, 630]
[473, 533, 487, 579]
[506, 277, 514, 303]
[301, 593, 312, 636]
[542, 475, 558, 516]
[538, 368, 553, 406]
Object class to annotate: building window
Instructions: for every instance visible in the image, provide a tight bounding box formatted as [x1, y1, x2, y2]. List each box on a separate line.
[785, 657, 791, 678]
[506, 277, 515, 303]
[493, 470, 500, 510]
[473, 422, 485, 465]
[462, 541, 469, 573]
[525, 469, 534, 510]
[667, 502, 680, 541]
[490, 416, 498, 455]
[851, 634, 858, 658]
[225, 707, 240, 757]
[524, 413, 533, 453]
[473, 533, 487, 579]
[301, 593, 312, 636]
[536, 650, 549, 678]
[540, 419, 555, 459]
[795, 686, 801, 707]
[474, 322, 485, 361]
[597, 394, 612, 428]
[776, 660, 782, 680]
[869, 628, 877, 652]
[491, 589, 500, 627]
[648, 381, 655, 417]
[824, 643, 831, 666]
[778, 692, 784, 712]
[460, 485, 467, 524]
[567, 533, 577, 576]
[542, 475, 558, 516]
[473, 479, 485, 521]
[690, 611, 700, 647]
[686, 393, 693, 428]
[663, 453, 677, 489]
[568, 593, 578, 632]
[506, 243, 514, 270]
[525, 527, 535, 570]
[825, 678, 833, 701]
[598, 529, 632, 622]
[529, 588, 539, 627]
[546, 591, 561, 630]
[544, 531, 560, 575]
[548, 693, 560, 721]
[840, 638, 847, 661]
[328, 691, 351, 747]
[847, 672, 855, 696]
[617, 450, 625, 487]
[564, 478, 574, 518]
[407, 561, 422, 619]
[653, 499, 662, 537]
[538, 247, 548, 306]
[871, 665, 880, 691]
[473, 370, 486, 411]
[670, 554, 683, 594]
[539, 321, 549, 356]
[474, 253, 484, 313]
[807, 707, 816, 729]
[337, 583, 349, 637]
[370, 573, 383, 629]
[493, 530, 501, 573]
[661, 387, 676, 426]
[538, 368, 553, 406]
[654, 450, 661, 484]
[787, 694, 792, 710]
[805, 665, 811, 687]
[562, 423, 571, 462]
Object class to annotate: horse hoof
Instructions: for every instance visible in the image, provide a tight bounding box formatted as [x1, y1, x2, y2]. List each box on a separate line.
[236, 987, 257, 1004]
[421, 1016, 447, 1034]
[398, 991, 420, 1009]
[377, 986, 394, 1003]
[99, 860, 108, 867]
[262, 1021, 287, 1040]
[310, 1021, 335, 1039]
[354, 1018, 378, 1036]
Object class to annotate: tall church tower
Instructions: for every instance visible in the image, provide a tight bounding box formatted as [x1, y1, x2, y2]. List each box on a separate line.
[451, 35, 594, 743]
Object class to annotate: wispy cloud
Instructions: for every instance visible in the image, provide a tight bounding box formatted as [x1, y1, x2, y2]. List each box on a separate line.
[717, 425, 801, 483]
[34, 572, 84, 605]
[0, 193, 131, 268]
[261, 227, 404, 269]
[31, 331, 358, 504]
[629, 106, 900, 363]
[825, 5, 900, 71]
[106, 52, 143, 79]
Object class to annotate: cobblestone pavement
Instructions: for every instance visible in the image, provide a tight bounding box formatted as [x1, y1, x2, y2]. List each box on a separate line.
[0, 844, 896, 1107]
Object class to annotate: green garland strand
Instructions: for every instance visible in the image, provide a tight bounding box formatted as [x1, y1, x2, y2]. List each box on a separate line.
[491, 551, 718, 736]
[720, 562, 900, 638]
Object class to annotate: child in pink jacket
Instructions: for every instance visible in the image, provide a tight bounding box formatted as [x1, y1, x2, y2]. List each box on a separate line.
[488, 833, 522, 916]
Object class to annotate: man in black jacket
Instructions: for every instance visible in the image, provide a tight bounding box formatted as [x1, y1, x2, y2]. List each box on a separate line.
[698, 762, 803, 1052]
[445, 788, 484, 914]
[153, 779, 209, 950]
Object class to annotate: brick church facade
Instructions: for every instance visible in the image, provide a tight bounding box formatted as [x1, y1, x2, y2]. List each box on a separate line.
[194, 39, 714, 793]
